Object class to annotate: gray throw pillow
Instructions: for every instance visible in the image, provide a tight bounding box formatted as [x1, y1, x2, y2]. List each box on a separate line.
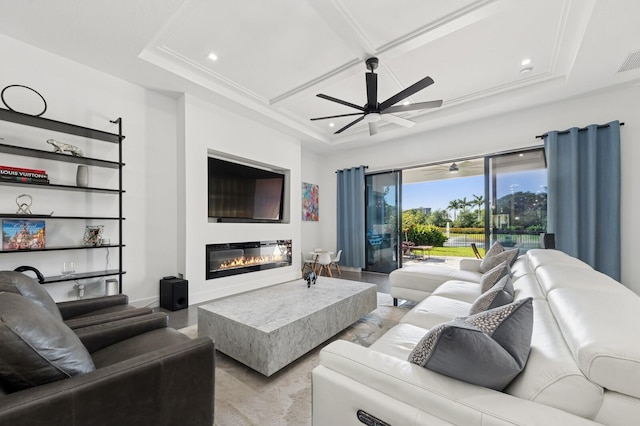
[469, 275, 514, 315]
[0, 271, 62, 320]
[479, 248, 519, 273]
[408, 298, 533, 391]
[0, 292, 95, 391]
[479, 261, 511, 293]
[484, 241, 505, 258]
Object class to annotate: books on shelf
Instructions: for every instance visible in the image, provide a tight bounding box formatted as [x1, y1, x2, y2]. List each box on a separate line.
[2, 219, 46, 250]
[0, 165, 49, 184]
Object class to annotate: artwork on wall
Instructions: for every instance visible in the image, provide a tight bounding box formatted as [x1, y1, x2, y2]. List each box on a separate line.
[302, 182, 319, 221]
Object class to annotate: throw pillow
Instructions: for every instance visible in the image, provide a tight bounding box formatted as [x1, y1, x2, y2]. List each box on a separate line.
[0, 292, 95, 391]
[408, 298, 533, 391]
[479, 248, 519, 273]
[479, 261, 511, 293]
[469, 275, 514, 315]
[0, 271, 63, 320]
[484, 241, 505, 258]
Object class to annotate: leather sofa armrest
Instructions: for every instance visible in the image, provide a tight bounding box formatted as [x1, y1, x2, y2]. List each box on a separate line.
[64, 307, 153, 330]
[75, 312, 169, 353]
[0, 337, 215, 426]
[315, 341, 599, 426]
[459, 258, 482, 272]
[57, 294, 129, 319]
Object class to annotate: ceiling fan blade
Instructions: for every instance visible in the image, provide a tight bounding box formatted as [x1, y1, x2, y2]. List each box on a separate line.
[379, 76, 435, 111]
[366, 73, 378, 109]
[369, 122, 378, 136]
[335, 115, 365, 134]
[317, 94, 365, 112]
[383, 100, 443, 114]
[310, 112, 364, 121]
[382, 113, 415, 128]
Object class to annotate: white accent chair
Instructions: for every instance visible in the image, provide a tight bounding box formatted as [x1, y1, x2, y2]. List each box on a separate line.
[330, 250, 342, 276]
[316, 252, 333, 277]
[301, 252, 317, 274]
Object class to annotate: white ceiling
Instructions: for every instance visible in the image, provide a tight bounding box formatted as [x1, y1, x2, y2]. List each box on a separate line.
[0, 0, 639, 153]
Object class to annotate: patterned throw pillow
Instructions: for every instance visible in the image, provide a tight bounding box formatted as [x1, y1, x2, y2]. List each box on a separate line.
[479, 261, 511, 293]
[469, 275, 514, 315]
[408, 298, 533, 390]
[479, 248, 519, 273]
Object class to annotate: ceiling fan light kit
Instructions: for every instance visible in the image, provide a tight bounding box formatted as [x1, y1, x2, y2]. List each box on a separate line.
[310, 57, 443, 136]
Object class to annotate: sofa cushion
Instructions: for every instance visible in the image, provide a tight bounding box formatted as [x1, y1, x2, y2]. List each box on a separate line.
[479, 248, 519, 273]
[0, 292, 95, 391]
[469, 275, 514, 315]
[431, 280, 482, 304]
[400, 295, 472, 329]
[408, 298, 533, 391]
[390, 265, 482, 303]
[480, 261, 510, 293]
[0, 270, 62, 320]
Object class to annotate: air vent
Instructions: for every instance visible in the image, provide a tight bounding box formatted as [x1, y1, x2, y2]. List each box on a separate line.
[618, 49, 640, 72]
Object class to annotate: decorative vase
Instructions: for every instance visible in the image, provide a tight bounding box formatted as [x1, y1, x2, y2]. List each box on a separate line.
[76, 165, 88, 187]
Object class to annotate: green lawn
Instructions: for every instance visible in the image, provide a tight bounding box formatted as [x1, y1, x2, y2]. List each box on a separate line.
[409, 246, 484, 258]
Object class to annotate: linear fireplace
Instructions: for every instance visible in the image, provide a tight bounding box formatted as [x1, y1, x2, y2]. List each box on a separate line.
[206, 240, 292, 280]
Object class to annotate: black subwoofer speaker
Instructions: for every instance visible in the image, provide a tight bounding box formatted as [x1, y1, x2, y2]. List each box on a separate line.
[160, 277, 189, 311]
[540, 233, 556, 249]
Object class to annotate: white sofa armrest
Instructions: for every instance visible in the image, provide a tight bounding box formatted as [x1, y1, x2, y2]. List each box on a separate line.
[459, 258, 482, 272]
[314, 341, 601, 426]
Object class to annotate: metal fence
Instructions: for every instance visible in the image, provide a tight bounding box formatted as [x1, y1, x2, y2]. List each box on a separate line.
[444, 232, 542, 251]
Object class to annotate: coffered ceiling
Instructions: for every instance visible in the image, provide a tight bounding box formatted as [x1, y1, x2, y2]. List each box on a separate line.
[0, 0, 638, 152]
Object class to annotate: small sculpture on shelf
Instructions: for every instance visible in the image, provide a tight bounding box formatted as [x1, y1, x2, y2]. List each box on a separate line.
[304, 271, 317, 288]
[46, 138, 83, 157]
[15, 193, 33, 214]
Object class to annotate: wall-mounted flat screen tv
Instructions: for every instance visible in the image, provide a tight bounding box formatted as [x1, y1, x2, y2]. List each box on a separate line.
[208, 157, 285, 222]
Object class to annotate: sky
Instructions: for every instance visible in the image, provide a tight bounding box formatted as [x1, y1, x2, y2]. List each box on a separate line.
[401, 169, 547, 211]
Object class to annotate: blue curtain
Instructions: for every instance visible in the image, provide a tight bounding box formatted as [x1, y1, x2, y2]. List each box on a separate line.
[543, 121, 621, 280]
[337, 166, 366, 269]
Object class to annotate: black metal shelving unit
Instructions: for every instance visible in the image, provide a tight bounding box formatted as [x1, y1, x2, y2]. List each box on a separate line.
[0, 108, 125, 292]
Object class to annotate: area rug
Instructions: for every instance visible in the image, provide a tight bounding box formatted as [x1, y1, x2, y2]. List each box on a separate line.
[178, 293, 412, 426]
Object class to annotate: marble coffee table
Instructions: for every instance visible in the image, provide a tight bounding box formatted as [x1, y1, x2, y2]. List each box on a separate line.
[198, 277, 377, 376]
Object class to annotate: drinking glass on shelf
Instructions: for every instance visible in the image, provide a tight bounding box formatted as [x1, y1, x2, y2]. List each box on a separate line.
[61, 261, 75, 277]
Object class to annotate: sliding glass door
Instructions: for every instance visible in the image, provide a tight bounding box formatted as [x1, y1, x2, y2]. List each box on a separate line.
[487, 148, 547, 252]
[365, 171, 401, 273]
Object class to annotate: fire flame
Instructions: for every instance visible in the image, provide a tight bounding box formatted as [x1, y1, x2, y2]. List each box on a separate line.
[219, 255, 285, 269]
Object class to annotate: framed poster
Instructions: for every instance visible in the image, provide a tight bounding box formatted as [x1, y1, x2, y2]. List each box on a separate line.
[302, 182, 319, 221]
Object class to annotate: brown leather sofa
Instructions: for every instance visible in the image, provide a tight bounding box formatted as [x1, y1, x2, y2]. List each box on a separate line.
[0, 271, 152, 328]
[0, 292, 215, 426]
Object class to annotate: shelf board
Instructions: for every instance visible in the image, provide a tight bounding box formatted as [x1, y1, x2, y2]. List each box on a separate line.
[0, 143, 122, 168]
[0, 213, 124, 220]
[43, 269, 126, 284]
[0, 180, 122, 193]
[0, 244, 124, 253]
[0, 108, 123, 143]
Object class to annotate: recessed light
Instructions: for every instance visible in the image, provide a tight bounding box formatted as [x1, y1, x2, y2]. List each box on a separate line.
[521, 58, 532, 67]
[403, 101, 410, 106]
[519, 153, 524, 157]
[329, 122, 335, 127]
[520, 67, 533, 74]
[207, 52, 218, 61]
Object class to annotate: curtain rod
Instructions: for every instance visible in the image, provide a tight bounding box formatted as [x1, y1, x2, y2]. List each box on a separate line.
[335, 165, 368, 173]
[535, 122, 624, 139]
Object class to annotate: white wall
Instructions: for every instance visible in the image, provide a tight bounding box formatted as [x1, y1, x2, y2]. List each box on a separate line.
[179, 94, 302, 303]
[0, 35, 179, 304]
[300, 149, 323, 256]
[313, 84, 640, 294]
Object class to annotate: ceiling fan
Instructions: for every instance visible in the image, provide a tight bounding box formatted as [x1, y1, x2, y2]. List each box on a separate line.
[310, 57, 443, 136]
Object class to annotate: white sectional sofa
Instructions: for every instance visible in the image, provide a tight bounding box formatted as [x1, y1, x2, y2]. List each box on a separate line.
[312, 249, 640, 425]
